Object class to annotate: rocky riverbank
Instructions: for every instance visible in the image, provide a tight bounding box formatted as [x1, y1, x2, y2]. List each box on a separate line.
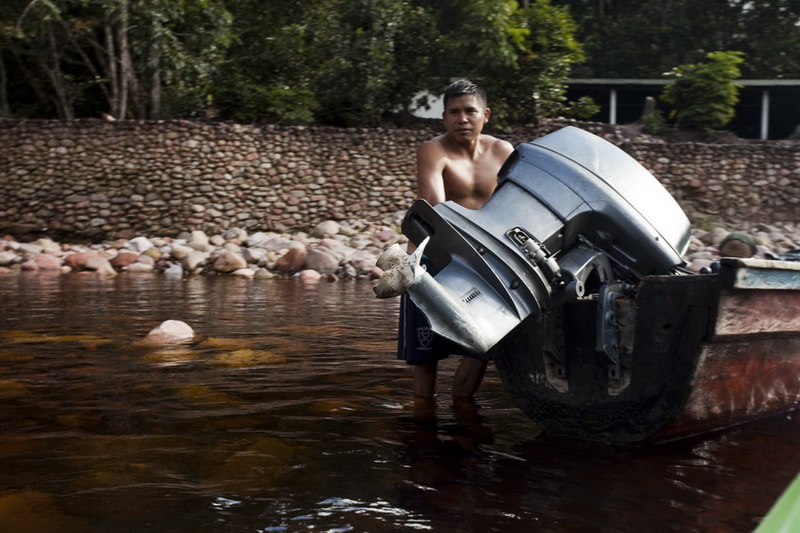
[0, 215, 798, 281]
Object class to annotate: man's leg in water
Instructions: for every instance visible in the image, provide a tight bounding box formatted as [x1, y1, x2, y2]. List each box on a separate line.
[452, 357, 488, 398]
[413, 362, 438, 398]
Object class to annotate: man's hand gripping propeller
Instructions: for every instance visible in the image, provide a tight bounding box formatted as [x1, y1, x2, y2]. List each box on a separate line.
[372, 235, 499, 354]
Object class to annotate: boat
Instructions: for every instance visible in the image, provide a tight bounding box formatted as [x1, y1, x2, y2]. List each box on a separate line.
[494, 255, 800, 445]
[375, 126, 800, 445]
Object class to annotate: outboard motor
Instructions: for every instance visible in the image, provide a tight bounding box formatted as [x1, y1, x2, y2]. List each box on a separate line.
[375, 126, 691, 356]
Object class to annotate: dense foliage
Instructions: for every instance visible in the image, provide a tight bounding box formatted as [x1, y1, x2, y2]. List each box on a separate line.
[1, 0, 797, 126]
[553, 0, 800, 79]
[1, 0, 233, 120]
[0, 0, 584, 125]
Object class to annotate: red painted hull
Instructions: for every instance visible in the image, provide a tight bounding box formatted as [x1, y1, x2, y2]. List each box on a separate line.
[494, 258, 800, 445]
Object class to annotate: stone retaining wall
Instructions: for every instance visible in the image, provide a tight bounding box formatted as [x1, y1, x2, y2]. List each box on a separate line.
[1, 118, 798, 240]
[622, 141, 800, 222]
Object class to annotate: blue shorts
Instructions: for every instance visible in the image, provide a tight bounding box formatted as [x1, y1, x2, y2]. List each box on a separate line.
[396, 259, 491, 365]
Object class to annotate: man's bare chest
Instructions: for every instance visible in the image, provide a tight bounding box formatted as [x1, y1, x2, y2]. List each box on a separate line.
[442, 158, 497, 190]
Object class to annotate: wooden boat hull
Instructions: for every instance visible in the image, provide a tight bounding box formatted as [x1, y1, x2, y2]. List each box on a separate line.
[493, 258, 800, 445]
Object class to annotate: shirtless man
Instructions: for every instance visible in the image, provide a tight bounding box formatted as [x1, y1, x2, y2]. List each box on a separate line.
[399, 79, 514, 399]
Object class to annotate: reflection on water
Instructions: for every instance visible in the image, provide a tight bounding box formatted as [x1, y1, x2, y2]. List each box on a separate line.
[0, 273, 798, 532]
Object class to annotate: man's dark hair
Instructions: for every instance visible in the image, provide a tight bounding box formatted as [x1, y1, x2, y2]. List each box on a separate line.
[443, 79, 487, 109]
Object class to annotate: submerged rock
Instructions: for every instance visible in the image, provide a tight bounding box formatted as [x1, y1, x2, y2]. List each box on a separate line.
[21, 253, 61, 271]
[209, 348, 287, 367]
[84, 255, 117, 277]
[0, 490, 88, 533]
[275, 245, 308, 273]
[109, 251, 140, 268]
[298, 269, 322, 282]
[304, 247, 339, 274]
[163, 264, 184, 279]
[140, 320, 195, 345]
[212, 250, 247, 273]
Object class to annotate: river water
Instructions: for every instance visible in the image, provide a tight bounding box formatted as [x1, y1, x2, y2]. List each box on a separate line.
[0, 272, 798, 533]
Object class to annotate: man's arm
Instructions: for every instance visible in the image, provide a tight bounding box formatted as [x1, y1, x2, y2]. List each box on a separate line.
[407, 140, 447, 253]
[416, 141, 447, 206]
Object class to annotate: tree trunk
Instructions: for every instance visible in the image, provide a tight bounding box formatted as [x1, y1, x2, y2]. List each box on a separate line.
[119, 0, 145, 118]
[103, 11, 122, 118]
[11, 48, 50, 110]
[0, 50, 10, 116]
[149, 40, 162, 119]
[45, 20, 74, 120]
[118, 0, 131, 119]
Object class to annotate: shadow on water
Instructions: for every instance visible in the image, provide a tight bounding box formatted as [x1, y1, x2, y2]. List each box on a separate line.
[0, 272, 798, 532]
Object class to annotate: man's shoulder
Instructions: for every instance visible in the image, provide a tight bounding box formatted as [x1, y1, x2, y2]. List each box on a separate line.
[418, 135, 449, 157]
[481, 134, 514, 155]
[480, 133, 512, 146]
[420, 134, 448, 148]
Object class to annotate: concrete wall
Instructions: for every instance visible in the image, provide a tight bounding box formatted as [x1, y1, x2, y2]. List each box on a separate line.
[1, 118, 798, 240]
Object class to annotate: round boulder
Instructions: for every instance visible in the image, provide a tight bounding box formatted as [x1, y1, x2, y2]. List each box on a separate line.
[140, 320, 195, 344]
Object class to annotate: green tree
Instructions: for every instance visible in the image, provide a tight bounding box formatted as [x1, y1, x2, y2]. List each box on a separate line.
[210, 0, 319, 123]
[215, 0, 587, 126]
[436, 0, 529, 75]
[97, 0, 234, 119]
[308, 0, 439, 126]
[661, 51, 745, 131]
[498, 0, 593, 124]
[0, 0, 233, 119]
[556, 0, 800, 79]
[1, 0, 96, 119]
[418, 0, 590, 125]
[2, 0, 589, 124]
[739, 0, 800, 78]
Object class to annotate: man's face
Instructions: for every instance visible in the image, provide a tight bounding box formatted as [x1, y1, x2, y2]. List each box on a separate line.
[442, 94, 491, 143]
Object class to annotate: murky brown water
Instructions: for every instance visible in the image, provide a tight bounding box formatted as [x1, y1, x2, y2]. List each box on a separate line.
[0, 272, 798, 532]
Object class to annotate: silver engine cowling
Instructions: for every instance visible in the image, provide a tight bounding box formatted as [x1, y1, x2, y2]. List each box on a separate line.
[376, 126, 691, 354]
